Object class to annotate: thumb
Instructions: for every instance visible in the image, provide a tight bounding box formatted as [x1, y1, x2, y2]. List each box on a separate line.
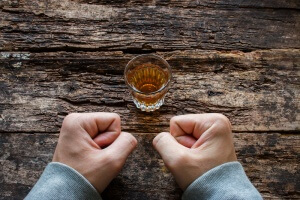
[104, 131, 137, 160]
[153, 132, 186, 163]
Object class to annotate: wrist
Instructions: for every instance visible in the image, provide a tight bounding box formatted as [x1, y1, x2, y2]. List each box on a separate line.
[26, 162, 101, 200]
[182, 161, 262, 200]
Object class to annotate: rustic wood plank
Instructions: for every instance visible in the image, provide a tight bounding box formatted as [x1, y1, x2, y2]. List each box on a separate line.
[0, 132, 299, 199]
[1, 0, 299, 51]
[0, 1, 299, 200]
[0, 50, 299, 133]
[72, 0, 300, 9]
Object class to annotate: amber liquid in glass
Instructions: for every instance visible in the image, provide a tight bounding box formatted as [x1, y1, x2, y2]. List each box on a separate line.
[127, 64, 168, 104]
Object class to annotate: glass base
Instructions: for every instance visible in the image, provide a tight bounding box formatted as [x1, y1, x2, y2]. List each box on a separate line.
[133, 98, 164, 112]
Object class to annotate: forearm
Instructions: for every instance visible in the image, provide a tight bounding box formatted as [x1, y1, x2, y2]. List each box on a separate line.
[182, 161, 262, 200]
[25, 162, 101, 200]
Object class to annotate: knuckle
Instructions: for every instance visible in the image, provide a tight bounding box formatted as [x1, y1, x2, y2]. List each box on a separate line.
[61, 113, 81, 132]
[108, 113, 121, 125]
[64, 113, 79, 123]
[153, 132, 168, 147]
[121, 132, 137, 149]
[215, 113, 230, 124]
[170, 116, 180, 124]
[213, 113, 232, 132]
[111, 113, 121, 121]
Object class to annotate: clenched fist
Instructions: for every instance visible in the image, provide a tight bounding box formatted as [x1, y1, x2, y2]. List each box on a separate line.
[153, 114, 237, 190]
[53, 112, 137, 193]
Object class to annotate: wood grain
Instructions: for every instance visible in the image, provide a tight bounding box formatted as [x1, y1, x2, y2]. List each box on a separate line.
[0, 50, 299, 133]
[1, 0, 299, 52]
[0, 133, 299, 199]
[73, 0, 300, 9]
[0, 0, 299, 199]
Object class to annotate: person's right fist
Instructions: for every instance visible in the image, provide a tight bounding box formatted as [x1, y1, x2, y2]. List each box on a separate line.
[53, 112, 137, 193]
[153, 114, 237, 190]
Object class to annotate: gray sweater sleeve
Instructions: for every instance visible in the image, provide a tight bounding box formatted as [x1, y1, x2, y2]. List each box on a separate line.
[182, 161, 262, 200]
[25, 162, 102, 200]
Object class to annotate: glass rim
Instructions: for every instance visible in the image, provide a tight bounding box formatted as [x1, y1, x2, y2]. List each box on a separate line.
[124, 54, 172, 95]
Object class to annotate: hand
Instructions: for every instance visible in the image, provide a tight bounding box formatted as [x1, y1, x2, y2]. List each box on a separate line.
[52, 112, 137, 193]
[153, 113, 237, 190]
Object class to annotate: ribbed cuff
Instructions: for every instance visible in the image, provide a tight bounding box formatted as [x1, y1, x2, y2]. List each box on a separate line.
[25, 162, 101, 200]
[182, 161, 262, 200]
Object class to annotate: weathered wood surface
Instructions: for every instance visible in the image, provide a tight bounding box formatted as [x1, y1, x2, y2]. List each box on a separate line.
[0, 133, 299, 199]
[0, 0, 300, 199]
[1, 0, 300, 52]
[0, 50, 299, 133]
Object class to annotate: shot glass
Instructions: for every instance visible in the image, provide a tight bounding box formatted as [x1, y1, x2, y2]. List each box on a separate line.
[124, 54, 172, 112]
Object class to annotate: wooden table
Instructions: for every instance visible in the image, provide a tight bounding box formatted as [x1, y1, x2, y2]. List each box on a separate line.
[1, 1, 299, 199]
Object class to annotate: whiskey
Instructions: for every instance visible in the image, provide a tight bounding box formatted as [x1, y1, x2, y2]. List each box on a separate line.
[127, 64, 169, 105]
[127, 64, 167, 93]
[124, 54, 172, 112]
